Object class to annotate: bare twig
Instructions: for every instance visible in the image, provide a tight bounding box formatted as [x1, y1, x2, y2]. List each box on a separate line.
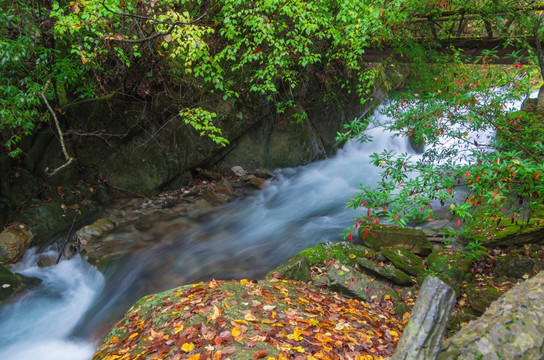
[40, 79, 75, 176]
[56, 213, 78, 264]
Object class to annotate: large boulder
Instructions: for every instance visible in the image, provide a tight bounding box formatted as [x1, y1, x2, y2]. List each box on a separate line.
[0, 223, 34, 265]
[381, 247, 426, 277]
[438, 270, 544, 359]
[359, 225, 433, 256]
[93, 278, 404, 360]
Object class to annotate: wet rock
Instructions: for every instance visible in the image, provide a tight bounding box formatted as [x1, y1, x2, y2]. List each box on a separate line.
[464, 283, 502, 313]
[0, 263, 40, 302]
[241, 174, 266, 189]
[203, 189, 229, 206]
[75, 218, 117, 251]
[298, 241, 375, 266]
[230, 166, 247, 177]
[265, 253, 311, 282]
[380, 247, 425, 276]
[37, 253, 57, 267]
[438, 270, 544, 359]
[196, 167, 222, 181]
[359, 225, 432, 256]
[0, 223, 34, 265]
[493, 253, 536, 280]
[425, 249, 473, 297]
[251, 168, 274, 179]
[213, 178, 237, 197]
[356, 257, 413, 286]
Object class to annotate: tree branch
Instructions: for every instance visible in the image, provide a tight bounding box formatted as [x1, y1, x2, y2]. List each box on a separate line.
[40, 79, 75, 176]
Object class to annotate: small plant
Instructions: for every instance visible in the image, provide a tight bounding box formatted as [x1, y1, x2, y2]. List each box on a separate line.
[464, 239, 489, 261]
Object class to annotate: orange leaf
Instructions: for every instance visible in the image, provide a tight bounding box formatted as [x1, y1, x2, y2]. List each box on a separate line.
[253, 349, 268, 359]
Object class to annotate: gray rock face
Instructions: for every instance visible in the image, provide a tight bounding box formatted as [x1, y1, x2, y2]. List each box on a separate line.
[0, 223, 34, 265]
[392, 276, 456, 360]
[438, 270, 544, 359]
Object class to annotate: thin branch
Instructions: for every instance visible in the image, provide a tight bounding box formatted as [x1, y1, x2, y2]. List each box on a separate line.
[40, 79, 75, 176]
[100, 1, 207, 26]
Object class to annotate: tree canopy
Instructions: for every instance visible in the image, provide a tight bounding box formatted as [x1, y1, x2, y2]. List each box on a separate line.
[2, 0, 544, 244]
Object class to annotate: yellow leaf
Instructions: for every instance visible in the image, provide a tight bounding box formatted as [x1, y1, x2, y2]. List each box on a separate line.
[384, 295, 391, 300]
[181, 342, 195, 353]
[128, 332, 139, 340]
[232, 327, 243, 337]
[187, 354, 200, 360]
[348, 254, 356, 259]
[234, 319, 248, 325]
[240, 279, 249, 285]
[390, 330, 399, 337]
[174, 324, 184, 334]
[286, 327, 303, 341]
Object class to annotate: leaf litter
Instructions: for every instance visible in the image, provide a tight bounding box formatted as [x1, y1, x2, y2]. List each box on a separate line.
[93, 278, 404, 360]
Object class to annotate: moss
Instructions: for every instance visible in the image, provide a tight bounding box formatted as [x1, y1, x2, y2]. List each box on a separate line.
[380, 247, 425, 277]
[358, 225, 432, 255]
[356, 257, 413, 286]
[298, 241, 375, 266]
[471, 206, 544, 247]
[425, 249, 472, 297]
[465, 283, 502, 313]
[265, 253, 311, 282]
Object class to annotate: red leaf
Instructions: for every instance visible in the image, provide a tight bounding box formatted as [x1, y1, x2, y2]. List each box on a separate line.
[348, 233, 353, 243]
[363, 228, 368, 239]
[456, 219, 461, 227]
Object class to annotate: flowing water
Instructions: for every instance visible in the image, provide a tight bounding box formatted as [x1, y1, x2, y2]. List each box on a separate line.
[0, 93, 534, 359]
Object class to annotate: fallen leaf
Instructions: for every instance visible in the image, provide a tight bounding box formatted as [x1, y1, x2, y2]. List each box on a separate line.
[181, 342, 195, 353]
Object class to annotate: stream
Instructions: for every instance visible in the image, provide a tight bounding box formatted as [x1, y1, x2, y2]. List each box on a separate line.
[0, 93, 532, 359]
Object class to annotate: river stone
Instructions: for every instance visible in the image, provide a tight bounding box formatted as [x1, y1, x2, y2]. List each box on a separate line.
[298, 241, 375, 266]
[75, 218, 117, 251]
[230, 166, 247, 177]
[265, 253, 311, 282]
[356, 257, 413, 286]
[380, 247, 425, 276]
[425, 249, 472, 297]
[493, 253, 536, 280]
[203, 188, 229, 206]
[464, 283, 502, 314]
[241, 174, 266, 189]
[359, 225, 432, 255]
[438, 270, 544, 359]
[0, 223, 34, 265]
[251, 168, 274, 179]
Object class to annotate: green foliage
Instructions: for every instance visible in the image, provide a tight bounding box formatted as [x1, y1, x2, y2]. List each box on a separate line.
[342, 50, 544, 247]
[180, 108, 229, 147]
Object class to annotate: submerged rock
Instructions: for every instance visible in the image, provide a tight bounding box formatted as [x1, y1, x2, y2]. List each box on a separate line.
[0, 223, 34, 265]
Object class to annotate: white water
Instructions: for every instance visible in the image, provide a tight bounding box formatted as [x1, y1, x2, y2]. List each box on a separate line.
[0, 92, 533, 358]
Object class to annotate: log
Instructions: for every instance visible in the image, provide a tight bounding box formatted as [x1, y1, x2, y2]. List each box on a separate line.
[392, 276, 456, 360]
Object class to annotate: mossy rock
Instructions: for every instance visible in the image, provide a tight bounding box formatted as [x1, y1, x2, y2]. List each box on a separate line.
[326, 261, 408, 316]
[93, 278, 404, 360]
[447, 307, 481, 334]
[358, 225, 432, 255]
[380, 247, 425, 276]
[298, 241, 375, 266]
[265, 253, 311, 282]
[0, 263, 40, 302]
[15, 200, 98, 245]
[473, 206, 544, 247]
[424, 249, 473, 297]
[493, 253, 536, 280]
[356, 257, 413, 286]
[464, 283, 503, 313]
